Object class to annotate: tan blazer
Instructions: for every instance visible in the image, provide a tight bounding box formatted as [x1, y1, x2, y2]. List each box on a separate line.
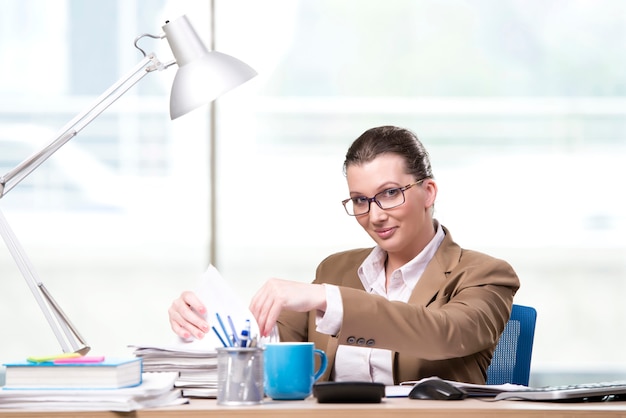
[276, 225, 520, 384]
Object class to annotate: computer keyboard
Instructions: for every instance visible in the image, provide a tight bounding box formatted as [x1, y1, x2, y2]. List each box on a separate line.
[495, 380, 626, 401]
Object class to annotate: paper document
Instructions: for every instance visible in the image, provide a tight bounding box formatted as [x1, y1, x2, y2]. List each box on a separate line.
[133, 265, 259, 353]
[0, 372, 184, 411]
[388, 376, 528, 398]
[189, 264, 259, 349]
[129, 265, 259, 399]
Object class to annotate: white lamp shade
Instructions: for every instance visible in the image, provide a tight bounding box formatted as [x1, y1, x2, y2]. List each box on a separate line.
[169, 51, 257, 119]
[163, 15, 257, 120]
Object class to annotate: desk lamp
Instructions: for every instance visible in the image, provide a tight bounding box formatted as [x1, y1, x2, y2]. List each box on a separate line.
[0, 15, 256, 355]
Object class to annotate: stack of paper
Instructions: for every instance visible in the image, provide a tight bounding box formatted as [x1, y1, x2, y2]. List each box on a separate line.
[131, 344, 218, 372]
[0, 372, 186, 412]
[131, 265, 259, 398]
[130, 343, 218, 398]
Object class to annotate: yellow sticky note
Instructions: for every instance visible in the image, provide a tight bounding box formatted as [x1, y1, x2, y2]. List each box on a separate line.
[27, 352, 81, 363]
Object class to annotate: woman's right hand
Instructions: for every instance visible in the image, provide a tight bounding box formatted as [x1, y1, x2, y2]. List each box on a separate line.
[168, 291, 210, 340]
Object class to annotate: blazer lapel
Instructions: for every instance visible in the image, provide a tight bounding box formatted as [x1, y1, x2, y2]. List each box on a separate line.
[408, 225, 461, 306]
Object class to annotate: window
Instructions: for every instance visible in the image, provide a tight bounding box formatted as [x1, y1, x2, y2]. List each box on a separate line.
[1, 0, 624, 386]
[0, 0, 211, 359]
[214, 0, 626, 385]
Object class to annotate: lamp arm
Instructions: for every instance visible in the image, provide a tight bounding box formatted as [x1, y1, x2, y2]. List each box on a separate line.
[1, 13, 256, 356]
[0, 208, 89, 354]
[0, 53, 161, 199]
[0, 52, 167, 354]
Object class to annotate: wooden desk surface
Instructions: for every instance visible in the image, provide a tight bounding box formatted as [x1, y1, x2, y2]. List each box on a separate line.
[0, 397, 625, 418]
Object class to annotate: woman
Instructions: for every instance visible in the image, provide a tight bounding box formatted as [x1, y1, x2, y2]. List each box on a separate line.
[169, 126, 520, 384]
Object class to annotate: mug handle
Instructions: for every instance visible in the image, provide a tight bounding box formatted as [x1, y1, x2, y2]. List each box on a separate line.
[313, 348, 328, 381]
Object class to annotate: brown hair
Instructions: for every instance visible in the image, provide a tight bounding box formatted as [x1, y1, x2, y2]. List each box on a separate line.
[343, 126, 433, 180]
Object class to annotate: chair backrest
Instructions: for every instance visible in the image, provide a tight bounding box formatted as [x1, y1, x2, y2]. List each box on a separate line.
[486, 304, 537, 386]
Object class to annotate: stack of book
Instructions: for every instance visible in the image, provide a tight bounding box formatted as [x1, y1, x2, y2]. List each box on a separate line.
[0, 355, 186, 411]
[130, 343, 219, 398]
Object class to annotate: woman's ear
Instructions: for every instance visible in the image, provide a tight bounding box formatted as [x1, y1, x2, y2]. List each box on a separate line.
[423, 179, 438, 209]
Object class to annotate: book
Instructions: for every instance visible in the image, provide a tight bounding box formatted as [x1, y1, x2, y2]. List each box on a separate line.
[2, 357, 143, 389]
[0, 372, 185, 412]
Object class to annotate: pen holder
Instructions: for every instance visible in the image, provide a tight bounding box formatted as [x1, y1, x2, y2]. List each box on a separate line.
[216, 347, 265, 405]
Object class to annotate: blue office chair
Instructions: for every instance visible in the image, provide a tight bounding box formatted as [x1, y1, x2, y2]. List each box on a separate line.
[486, 304, 537, 386]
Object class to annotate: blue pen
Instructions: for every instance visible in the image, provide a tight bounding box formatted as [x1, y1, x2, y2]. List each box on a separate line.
[216, 313, 233, 347]
[240, 329, 249, 348]
[227, 315, 240, 347]
[239, 319, 251, 347]
[211, 326, 228, 348]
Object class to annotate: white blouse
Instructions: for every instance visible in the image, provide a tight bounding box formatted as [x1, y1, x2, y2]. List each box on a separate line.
[315, 222, 445, 384]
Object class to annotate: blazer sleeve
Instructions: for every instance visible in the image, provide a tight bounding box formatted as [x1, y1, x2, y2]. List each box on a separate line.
[336, 247, 520, 361]
[276, 248, 372, 343]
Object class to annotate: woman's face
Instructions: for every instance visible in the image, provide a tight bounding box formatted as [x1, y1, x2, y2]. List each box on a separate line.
[345, 153, 437, 261]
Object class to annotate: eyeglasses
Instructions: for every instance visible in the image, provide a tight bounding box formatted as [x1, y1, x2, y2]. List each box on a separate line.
[342, 178, 427, 216]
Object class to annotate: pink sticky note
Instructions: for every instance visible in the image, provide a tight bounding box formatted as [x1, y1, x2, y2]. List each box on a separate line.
[53, 355, 105, 364]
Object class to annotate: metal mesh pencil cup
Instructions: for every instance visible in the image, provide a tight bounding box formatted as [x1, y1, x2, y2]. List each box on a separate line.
[216, 347, 264, 405]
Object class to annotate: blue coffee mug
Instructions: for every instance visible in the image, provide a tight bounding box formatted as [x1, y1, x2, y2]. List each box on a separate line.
[264, 342, 327, 400]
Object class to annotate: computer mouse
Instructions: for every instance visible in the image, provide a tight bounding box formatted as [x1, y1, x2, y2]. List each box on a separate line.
[408, 378, 468, 400]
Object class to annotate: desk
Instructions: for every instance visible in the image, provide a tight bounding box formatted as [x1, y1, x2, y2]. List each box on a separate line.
[0, 397, 625, 418]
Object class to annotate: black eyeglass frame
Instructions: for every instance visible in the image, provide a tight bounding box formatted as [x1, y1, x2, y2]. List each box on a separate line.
[341, 178, 428, 216]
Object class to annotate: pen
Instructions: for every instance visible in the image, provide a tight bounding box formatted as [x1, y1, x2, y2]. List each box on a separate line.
[216, 313, 233, 347]
[212, 326, 228, 348]
[240, 329, 249, 348]
[245, 319, 251, 339]
[227, 315, 240, 347]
